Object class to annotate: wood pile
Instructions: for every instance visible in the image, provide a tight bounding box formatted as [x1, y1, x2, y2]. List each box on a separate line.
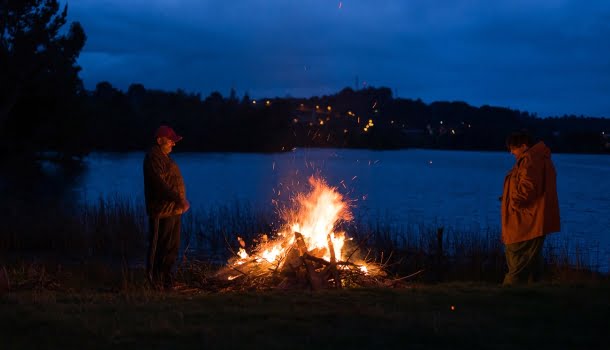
[209, 231, 397, 291]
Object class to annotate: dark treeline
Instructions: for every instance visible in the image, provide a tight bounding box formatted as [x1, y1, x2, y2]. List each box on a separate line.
[76, 83, 610, 154]
[2, 1, 609, 164]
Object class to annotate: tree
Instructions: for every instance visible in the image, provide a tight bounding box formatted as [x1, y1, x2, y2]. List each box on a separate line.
[0, 0, 86, 155]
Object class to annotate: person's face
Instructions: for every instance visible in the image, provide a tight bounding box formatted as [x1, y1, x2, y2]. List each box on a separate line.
[157, 137, 175, 155]
[509, 144, 528, 159]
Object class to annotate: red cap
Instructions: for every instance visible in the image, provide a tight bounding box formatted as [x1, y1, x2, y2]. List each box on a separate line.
[155, 125, 183, 142]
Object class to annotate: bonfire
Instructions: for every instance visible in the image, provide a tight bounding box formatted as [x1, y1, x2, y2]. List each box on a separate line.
[215, 176, 387, 290]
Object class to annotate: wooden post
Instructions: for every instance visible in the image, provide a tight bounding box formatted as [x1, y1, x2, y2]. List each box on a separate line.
[435, 227, 444, 282]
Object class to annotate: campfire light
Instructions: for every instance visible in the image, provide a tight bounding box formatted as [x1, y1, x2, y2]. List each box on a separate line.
[220, 176, 382, 289]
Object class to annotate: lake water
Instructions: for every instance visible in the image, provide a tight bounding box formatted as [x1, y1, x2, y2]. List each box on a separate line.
[69, 148, 610, 270]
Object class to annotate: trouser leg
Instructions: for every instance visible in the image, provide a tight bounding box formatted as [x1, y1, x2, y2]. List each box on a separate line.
[146, 217, 160, 284]
[528, 236, 546, 283]
[155, 215, 181, 288]
[503, 235, 545, 285]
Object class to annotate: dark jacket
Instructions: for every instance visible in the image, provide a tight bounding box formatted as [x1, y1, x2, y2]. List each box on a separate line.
[143, 145, 186, 218]
[501, 141, 561, 244]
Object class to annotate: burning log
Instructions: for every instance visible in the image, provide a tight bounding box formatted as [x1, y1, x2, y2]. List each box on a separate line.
[325, 233, 341, 289]
[294, 231, 323, 290]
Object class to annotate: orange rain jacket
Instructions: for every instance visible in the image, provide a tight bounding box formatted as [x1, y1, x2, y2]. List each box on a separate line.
[501, 141, 561, 244]
[143, 144, 186, 218]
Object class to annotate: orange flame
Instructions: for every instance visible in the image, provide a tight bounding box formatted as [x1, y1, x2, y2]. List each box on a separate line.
[231, 176, 354, 268]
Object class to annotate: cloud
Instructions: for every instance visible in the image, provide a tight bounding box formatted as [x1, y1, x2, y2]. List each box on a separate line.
[67, 0, 610, 117]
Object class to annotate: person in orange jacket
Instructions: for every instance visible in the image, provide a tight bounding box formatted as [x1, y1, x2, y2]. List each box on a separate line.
[143, 125, 190, 290]
[501, 131, 560, 285]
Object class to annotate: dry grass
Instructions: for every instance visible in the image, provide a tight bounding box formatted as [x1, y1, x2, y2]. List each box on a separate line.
[0, 196, 605, 285]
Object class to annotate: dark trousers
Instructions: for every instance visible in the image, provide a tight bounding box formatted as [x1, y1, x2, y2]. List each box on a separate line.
[146, 215, 181, 287]
[503, 235, 545, 286]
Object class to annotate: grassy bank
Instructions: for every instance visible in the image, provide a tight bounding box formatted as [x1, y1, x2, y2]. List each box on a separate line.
[1, 283, 609, 349]
[0, 196, 606, 283]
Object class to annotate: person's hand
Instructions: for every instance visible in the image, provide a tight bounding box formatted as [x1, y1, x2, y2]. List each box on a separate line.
[181, 199, 190, 213]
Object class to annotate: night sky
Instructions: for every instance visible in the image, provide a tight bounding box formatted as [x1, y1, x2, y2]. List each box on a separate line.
[68, 0, 610, 117]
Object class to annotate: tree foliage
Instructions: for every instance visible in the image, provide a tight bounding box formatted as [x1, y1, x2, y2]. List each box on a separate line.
[0, 0, 86, 157]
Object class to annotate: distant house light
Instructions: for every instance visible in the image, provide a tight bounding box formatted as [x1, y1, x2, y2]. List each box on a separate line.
[319, 120, 324, 125]
[451, 129, 456, 135]
[293, 118, 299, 123]
[265, 100, 271, 106]
[440, 120, 443, 124]
[316, 105, 320, 109]
[252, 100, 257, 104]
[327, 106, 332, 111]
[344, 129, 348, 133]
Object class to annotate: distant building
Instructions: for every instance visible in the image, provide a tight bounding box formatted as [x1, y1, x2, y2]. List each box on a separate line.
[603, 133, 610, 149]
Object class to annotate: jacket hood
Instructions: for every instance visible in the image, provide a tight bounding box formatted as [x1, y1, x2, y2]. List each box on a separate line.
[521, 141, 551, 161]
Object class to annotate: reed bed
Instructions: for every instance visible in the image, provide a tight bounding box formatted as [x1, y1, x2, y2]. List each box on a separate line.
[0, 196, 606, 288]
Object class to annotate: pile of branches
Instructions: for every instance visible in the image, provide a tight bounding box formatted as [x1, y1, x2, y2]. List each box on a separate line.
[206, 232, 416, 292]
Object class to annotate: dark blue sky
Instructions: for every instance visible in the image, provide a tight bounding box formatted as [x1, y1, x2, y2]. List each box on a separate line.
[68, 0, 610, 117]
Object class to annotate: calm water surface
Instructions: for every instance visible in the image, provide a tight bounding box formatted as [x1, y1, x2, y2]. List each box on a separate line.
[72, 148, 610, 269]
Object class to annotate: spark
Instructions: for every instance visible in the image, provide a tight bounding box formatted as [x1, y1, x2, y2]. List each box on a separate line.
[351, 176, 357, 181]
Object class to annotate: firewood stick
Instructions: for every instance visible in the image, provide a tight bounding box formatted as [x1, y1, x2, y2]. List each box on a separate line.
[303, 254, 330, 265]
[345, 232, 374, 263]
[294, 232, 321, 290]
[326, 234, 341, 289]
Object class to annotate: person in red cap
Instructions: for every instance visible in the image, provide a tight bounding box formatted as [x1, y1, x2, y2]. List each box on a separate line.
[143, 125, 190, 290]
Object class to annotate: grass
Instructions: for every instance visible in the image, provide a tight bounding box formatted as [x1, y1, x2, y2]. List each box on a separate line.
[0, 196, 606, 284]
[1, 196, 608, 348]
[1, 282, 609, 349]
